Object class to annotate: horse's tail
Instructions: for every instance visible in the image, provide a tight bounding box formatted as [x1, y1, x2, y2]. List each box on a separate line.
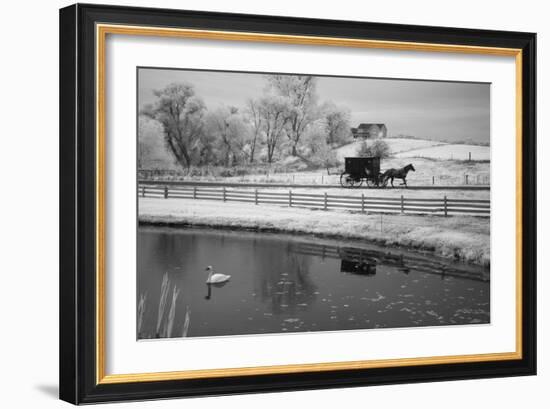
[382, 169, 395, 178]
[380, 169, 391, 186]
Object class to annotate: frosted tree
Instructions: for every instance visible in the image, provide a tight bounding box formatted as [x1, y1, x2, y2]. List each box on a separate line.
[257, 93, 290, 163]
[245, 99, 263, 163]
[141, 82, 206, 170]
[138, 115, 175, 169]
[266, 75, 319, 156]
[205, 105, 249, 166]
[321, 101, 352, 146]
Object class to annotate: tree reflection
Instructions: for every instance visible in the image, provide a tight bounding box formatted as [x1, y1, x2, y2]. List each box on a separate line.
[254, 246, 317, 314]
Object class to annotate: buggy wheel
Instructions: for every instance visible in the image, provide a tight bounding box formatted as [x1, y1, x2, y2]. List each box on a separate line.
[365, 178, 377, 188]
[340, 172, 361, 188]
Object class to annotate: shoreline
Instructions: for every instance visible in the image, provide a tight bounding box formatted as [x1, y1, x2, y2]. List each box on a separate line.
[138, 219, 488, 271]
[138, 198, 490, 266]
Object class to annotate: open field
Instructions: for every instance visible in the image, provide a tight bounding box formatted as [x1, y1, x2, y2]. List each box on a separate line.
[140, 137, 490, 186]
[382, 157, 489, 185]
[181, 157, 490, 186]
[395, 144, 490, 161]
[147, 156, 490, 186]
[336, 137, 489, 161]
[335, 138, 446, 161]
[139, 197, 490, 266]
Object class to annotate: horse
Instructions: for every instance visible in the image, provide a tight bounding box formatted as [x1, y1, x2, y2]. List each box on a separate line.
[382, 164, 415, 187]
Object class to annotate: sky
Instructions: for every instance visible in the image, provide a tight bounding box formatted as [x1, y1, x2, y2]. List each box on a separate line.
[138, 68, 490, 144]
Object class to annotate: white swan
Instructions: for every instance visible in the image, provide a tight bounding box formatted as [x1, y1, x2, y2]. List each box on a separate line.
[205, 266, 231, 284]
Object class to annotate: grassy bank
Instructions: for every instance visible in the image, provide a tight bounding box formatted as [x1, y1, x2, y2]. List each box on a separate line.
[139, 198, 490, 266]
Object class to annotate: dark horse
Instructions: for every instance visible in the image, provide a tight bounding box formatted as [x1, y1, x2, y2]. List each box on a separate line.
[382, 164, 415, 187]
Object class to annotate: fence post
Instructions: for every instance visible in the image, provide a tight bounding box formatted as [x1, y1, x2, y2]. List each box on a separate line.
[289, 190, 292, 207]
[324, 192, 328, 210]
[401, 195, 404, 214]
[469, 151, 471, 161]
[142, 186, 145, 197]
[444, 195, 448, 217]
[432, 175, 435, 185]
[361, 193, 365, 214]
[255, 189, 258, 205]
[223, 187, 226, 202]
[164, 186, 168, 199]
[465, 174, 469, 185]
[193, 186, 197, 200]
[321, 174, 324, 185]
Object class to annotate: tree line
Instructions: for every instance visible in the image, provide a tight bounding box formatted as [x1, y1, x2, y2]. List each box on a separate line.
[139, 75, 352, 171]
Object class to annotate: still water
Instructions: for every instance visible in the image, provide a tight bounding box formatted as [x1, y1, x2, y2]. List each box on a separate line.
[137, 226, 490, 339]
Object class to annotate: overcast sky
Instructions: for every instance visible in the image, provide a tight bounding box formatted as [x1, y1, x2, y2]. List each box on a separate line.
[138, 68, 490, 144]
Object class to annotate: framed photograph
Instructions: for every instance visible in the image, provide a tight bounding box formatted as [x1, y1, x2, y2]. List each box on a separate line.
[59, 3, 536, 404]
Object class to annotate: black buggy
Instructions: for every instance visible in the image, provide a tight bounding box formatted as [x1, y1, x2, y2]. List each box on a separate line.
[339, 156, 385, 188]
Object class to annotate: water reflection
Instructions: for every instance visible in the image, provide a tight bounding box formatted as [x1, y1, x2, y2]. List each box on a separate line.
[253, 254, 317, 315]
[340, 259, 377, 275]
[205, 281, 230, 300]
[293, 243, 489, 283]
[137, 227, 490, 339]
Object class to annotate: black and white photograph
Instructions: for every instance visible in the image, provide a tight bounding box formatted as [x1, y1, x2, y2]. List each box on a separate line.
[136, 68, 491, 340]
[0, 0, 542, 406]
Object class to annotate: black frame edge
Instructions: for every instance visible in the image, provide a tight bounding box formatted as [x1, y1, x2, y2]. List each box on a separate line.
[59, 3, 537, 404]
[59, 3, 78, 405]
[520, 33, 537, 376]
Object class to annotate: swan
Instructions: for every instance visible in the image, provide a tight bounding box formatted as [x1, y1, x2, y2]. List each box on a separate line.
[205, 266, 231, 284]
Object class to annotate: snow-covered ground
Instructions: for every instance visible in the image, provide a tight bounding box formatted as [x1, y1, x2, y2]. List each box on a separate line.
[394, 144, 490, 161]
[175, 156, 489, 186]
[139, 197, 490, 266]
[141, 137, 490, 186]
[211, 156, 490, 187]
[258, 186, 489, 200]
[335, 138, 446, 161]
[382, 157, 490, 186]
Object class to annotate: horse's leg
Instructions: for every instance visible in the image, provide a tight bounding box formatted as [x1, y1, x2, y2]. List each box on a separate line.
[403, 177, 407, 188]
[391, 177, 394, 188]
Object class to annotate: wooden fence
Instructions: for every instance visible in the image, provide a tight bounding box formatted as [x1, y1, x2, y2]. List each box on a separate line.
[138, 169, 490, 186]
[138, 183, 490, 217]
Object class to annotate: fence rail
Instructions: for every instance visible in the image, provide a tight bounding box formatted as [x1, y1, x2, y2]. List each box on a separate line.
[138, 183, 490, 217]
[138, 169, 490, 186]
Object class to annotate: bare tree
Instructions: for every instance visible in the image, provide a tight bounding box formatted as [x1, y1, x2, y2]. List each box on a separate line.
[245, 99, 263, 163]
[141, 82, 206, 170]
[258, 94, 290, 164]
[266, 75, 319, 156]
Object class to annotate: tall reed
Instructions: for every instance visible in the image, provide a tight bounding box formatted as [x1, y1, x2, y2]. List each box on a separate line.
[139, 272, 191, 339]
[137, 292, 147, 337]
[156, 273, 170, 336]
[182, 308, 191, 337]
[165, 286, 180, 338]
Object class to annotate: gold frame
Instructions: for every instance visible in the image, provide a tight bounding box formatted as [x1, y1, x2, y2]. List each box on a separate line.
[95, 23, 523, 385]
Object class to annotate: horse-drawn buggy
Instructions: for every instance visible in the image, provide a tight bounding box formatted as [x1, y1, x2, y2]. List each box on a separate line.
[339, 157, 385, 188]
[339, 156, 415, 188]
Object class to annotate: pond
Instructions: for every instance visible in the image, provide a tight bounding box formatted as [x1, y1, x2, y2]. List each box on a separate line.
[137, 226, 490, 339]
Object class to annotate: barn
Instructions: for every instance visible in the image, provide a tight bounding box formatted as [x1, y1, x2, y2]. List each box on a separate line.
[351, 123, 387, 139]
